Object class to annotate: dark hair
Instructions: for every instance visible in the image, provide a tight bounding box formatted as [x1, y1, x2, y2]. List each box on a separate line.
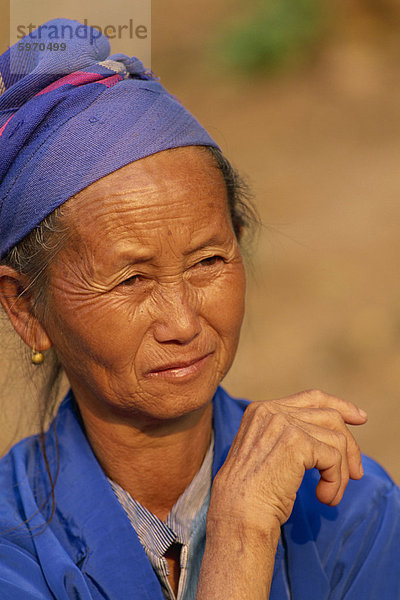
[206, 146, 260, 243]
[0, 145, 260, 524]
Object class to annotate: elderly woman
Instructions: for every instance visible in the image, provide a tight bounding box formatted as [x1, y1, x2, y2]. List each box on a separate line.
[0, 19, 399, 600]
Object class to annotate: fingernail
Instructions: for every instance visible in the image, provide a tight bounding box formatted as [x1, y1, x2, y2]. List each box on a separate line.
[359, 464, 364, 477]
[358, 408, 368, 418]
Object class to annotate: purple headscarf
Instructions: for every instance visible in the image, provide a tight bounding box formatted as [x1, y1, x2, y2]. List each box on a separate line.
[0, 19, 219, 258]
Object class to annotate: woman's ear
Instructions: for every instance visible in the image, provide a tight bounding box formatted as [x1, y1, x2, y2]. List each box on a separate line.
[0, 265, 52, 352]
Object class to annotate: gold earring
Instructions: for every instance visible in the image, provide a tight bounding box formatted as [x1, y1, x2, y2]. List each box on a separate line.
[31, 346, 44, 365]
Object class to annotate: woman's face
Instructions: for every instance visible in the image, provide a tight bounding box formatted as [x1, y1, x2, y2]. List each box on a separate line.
[44, 146, 246, 423]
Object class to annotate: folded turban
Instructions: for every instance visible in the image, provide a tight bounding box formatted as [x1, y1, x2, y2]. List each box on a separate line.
[0, 18, 219, 258]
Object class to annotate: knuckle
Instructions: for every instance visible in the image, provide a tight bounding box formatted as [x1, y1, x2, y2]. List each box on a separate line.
[303, 388, 327, 404]
[318, 406, 344, 428]
[244, 401, 257, 415]
[281, 422, 303, 443]
[243, 401, 275, 432]
[324, 407, 342, 421]
[243, 402, 259, 423]
[253, 407, 273, 426]
[304, 388, 324, 397]
[335, 430, 348, 450]
[246, 400, 269, 417]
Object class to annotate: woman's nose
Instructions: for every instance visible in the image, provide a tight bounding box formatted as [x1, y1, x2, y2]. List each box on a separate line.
[152, 282, 201, 345]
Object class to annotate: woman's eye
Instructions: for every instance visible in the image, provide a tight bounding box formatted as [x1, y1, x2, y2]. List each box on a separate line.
[197, 256, 224, 267]
[119, 275, 139, 286]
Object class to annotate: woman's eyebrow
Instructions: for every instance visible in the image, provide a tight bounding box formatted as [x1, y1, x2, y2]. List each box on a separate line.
[119, 255, 155, 267]
[106, 249, 156, 270]
[183, 235, 229, 256]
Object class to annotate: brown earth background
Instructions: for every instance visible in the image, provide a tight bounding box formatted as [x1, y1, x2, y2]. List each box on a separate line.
[1, 1, 400, 482]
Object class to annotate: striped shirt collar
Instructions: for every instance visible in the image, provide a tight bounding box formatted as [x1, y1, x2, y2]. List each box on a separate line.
[108, 431, 214, 599]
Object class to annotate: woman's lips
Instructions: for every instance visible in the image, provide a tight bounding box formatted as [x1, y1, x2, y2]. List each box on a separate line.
[145, 353, 213, 380]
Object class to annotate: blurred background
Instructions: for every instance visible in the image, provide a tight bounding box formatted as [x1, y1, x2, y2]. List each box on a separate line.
[1, 0, 400, 481]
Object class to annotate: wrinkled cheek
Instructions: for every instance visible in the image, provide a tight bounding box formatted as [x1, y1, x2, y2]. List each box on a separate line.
[208, 267, 246, 351]
[45, 292, 142, 369]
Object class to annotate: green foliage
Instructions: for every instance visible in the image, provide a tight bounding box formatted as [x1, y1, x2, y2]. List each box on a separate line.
[215, 0, 326, 74]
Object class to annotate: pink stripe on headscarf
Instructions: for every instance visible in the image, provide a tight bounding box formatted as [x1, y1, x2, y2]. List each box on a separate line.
[35, 71, 122, 97]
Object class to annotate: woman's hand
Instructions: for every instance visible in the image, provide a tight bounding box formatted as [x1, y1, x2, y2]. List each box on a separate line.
[212, 388, 367, 529]
[197, 389, 367, 600]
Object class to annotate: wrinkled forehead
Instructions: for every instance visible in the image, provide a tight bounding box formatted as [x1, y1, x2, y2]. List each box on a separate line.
[61, 146, 231, 255]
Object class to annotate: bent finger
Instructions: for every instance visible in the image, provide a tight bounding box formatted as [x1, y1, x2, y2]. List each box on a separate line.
[272, 389, 368, 425]
[285, 419, 350, 502]
[287, 431, 345, 505]
[279, 407, 363, 481]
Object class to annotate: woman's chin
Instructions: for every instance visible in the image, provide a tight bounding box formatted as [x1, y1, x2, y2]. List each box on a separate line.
[116, 376, 219, 424]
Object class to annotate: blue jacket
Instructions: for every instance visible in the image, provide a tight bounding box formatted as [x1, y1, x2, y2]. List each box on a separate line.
[0, 387, 399, 599]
